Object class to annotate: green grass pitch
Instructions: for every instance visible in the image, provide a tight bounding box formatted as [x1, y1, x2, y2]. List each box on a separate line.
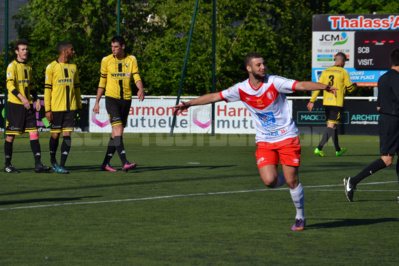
[0, 133, 398, 265]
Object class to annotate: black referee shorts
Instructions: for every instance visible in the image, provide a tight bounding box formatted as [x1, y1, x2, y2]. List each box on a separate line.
[379, 114, 399, 155]
[105, 96, 131, 128]
[6, 102, 37, 135]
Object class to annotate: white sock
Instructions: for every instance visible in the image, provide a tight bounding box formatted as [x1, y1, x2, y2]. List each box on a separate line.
[274, 174, 286, 188]
[290, 183, 305, 221]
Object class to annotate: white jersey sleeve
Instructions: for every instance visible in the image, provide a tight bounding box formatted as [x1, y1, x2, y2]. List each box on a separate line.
[270, 75, 297, 94]
[219, 83, 241, 103]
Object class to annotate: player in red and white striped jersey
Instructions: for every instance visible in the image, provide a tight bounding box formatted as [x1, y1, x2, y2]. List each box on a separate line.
[173, 52, 337, 230]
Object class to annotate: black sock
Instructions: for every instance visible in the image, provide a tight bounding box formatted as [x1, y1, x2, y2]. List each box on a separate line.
[114, 136, 128, 165]
[4, 140, 13, 166]
[30, 139, 42, 165]
[318, 127, 334, 150]
[60, 136, 72, 167]
[102, 138, 116, 166]
[49, 137, 59, 165]
[332, 129, 341, 151]
[350, 158, 387, 186]
[396, 157, 399, 185]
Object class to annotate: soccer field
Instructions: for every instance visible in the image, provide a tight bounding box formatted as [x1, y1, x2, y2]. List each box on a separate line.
[0, 133, 398, 265]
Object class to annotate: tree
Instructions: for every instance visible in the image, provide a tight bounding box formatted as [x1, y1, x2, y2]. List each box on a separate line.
[3, 0, 339, 96]
[11, 0, 151, 95]
[328, 0, 399, 14]
[141, 0, 324, 96]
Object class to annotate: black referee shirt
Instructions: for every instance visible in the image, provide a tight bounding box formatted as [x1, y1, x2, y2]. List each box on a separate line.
[377, 69, 399, 116]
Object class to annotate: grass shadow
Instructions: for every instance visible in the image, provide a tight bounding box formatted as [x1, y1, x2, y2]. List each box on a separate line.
[0, 196, 101, 206]
[307, 218, 399, 229]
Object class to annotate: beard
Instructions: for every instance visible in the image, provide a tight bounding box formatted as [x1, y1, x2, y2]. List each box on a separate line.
[253, 72, 266, 80]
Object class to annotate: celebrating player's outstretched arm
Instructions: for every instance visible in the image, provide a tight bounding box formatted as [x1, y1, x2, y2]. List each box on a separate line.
[173, 92, 222, 113]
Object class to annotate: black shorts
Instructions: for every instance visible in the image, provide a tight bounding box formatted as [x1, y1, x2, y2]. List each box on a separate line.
[105, 96, 131, 128]
[6, 102, 37, 135]
[325, 106, 342, 125]
[379, 114, 399, 155]
[50, 111, 77, 133]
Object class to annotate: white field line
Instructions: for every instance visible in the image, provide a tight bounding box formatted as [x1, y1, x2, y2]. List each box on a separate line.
[0, 181, 397, 211]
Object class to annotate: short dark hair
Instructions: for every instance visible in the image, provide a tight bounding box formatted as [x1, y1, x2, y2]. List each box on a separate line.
[57, 41, 73, 55]
[334, 52, 348, 61]
[244, 52, 263, 66]
[14, 39, 29, 51]
[390, 48, 399, 66]
[111, 36, 126, 46]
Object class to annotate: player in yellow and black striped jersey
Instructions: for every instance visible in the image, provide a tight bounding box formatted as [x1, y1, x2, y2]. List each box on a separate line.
[98, 53, 141, 100]
[4, 39, 51, 174]
[44, 41, 82, 174]
[93, 36, 145, 172]
[307, 52, 357, 157]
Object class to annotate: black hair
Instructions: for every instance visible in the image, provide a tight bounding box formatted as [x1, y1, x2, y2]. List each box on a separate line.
[390, 48, 399, 66]
[244, 52, 264, 66]
[57, 41, 73, 55]
[111, 36, 126, 46]
[14, 39, 29, 51]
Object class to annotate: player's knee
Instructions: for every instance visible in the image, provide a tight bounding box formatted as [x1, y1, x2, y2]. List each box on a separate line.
[6, 135, 15, 142]
[264, 182, 275, 188]
[260, 175, 277, 188]
[382, 156, 393, 167]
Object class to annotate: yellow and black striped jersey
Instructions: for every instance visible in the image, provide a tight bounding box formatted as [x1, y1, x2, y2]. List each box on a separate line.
[310, 66, 355, 107]
[6, 60, 34, 105]
[98, 54, 142, 100]
[44, 60, 82, 112]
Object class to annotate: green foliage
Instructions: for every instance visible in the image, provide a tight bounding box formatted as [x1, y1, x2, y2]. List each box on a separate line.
[3, 0, 392, 96]
[328, 0, 399, 14]
[141, 0, 320, 96]
[9, 0, 128, 94]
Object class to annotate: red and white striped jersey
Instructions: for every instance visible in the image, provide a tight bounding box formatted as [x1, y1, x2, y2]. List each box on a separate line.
[220, 75, 298, 143]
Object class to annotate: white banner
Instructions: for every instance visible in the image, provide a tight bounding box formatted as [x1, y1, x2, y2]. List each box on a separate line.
[89, 98, 293, 134]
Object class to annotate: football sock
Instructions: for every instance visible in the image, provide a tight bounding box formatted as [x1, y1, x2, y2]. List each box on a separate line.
[318, 127, 334, 150]
[350, 158, 387, 187]
[30, 139, 42, 165]
[114, 136, 128, 165]
[49, 137, 59, 165]
[274, 174, 286, 188]
[396, 158, 399, 184]
[290, 183, 305, 220]
[4, 140, 13, 166]
[60, 136, 72, 167]
[332, 128, 340, 151]
[102, 138, 116, 165]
